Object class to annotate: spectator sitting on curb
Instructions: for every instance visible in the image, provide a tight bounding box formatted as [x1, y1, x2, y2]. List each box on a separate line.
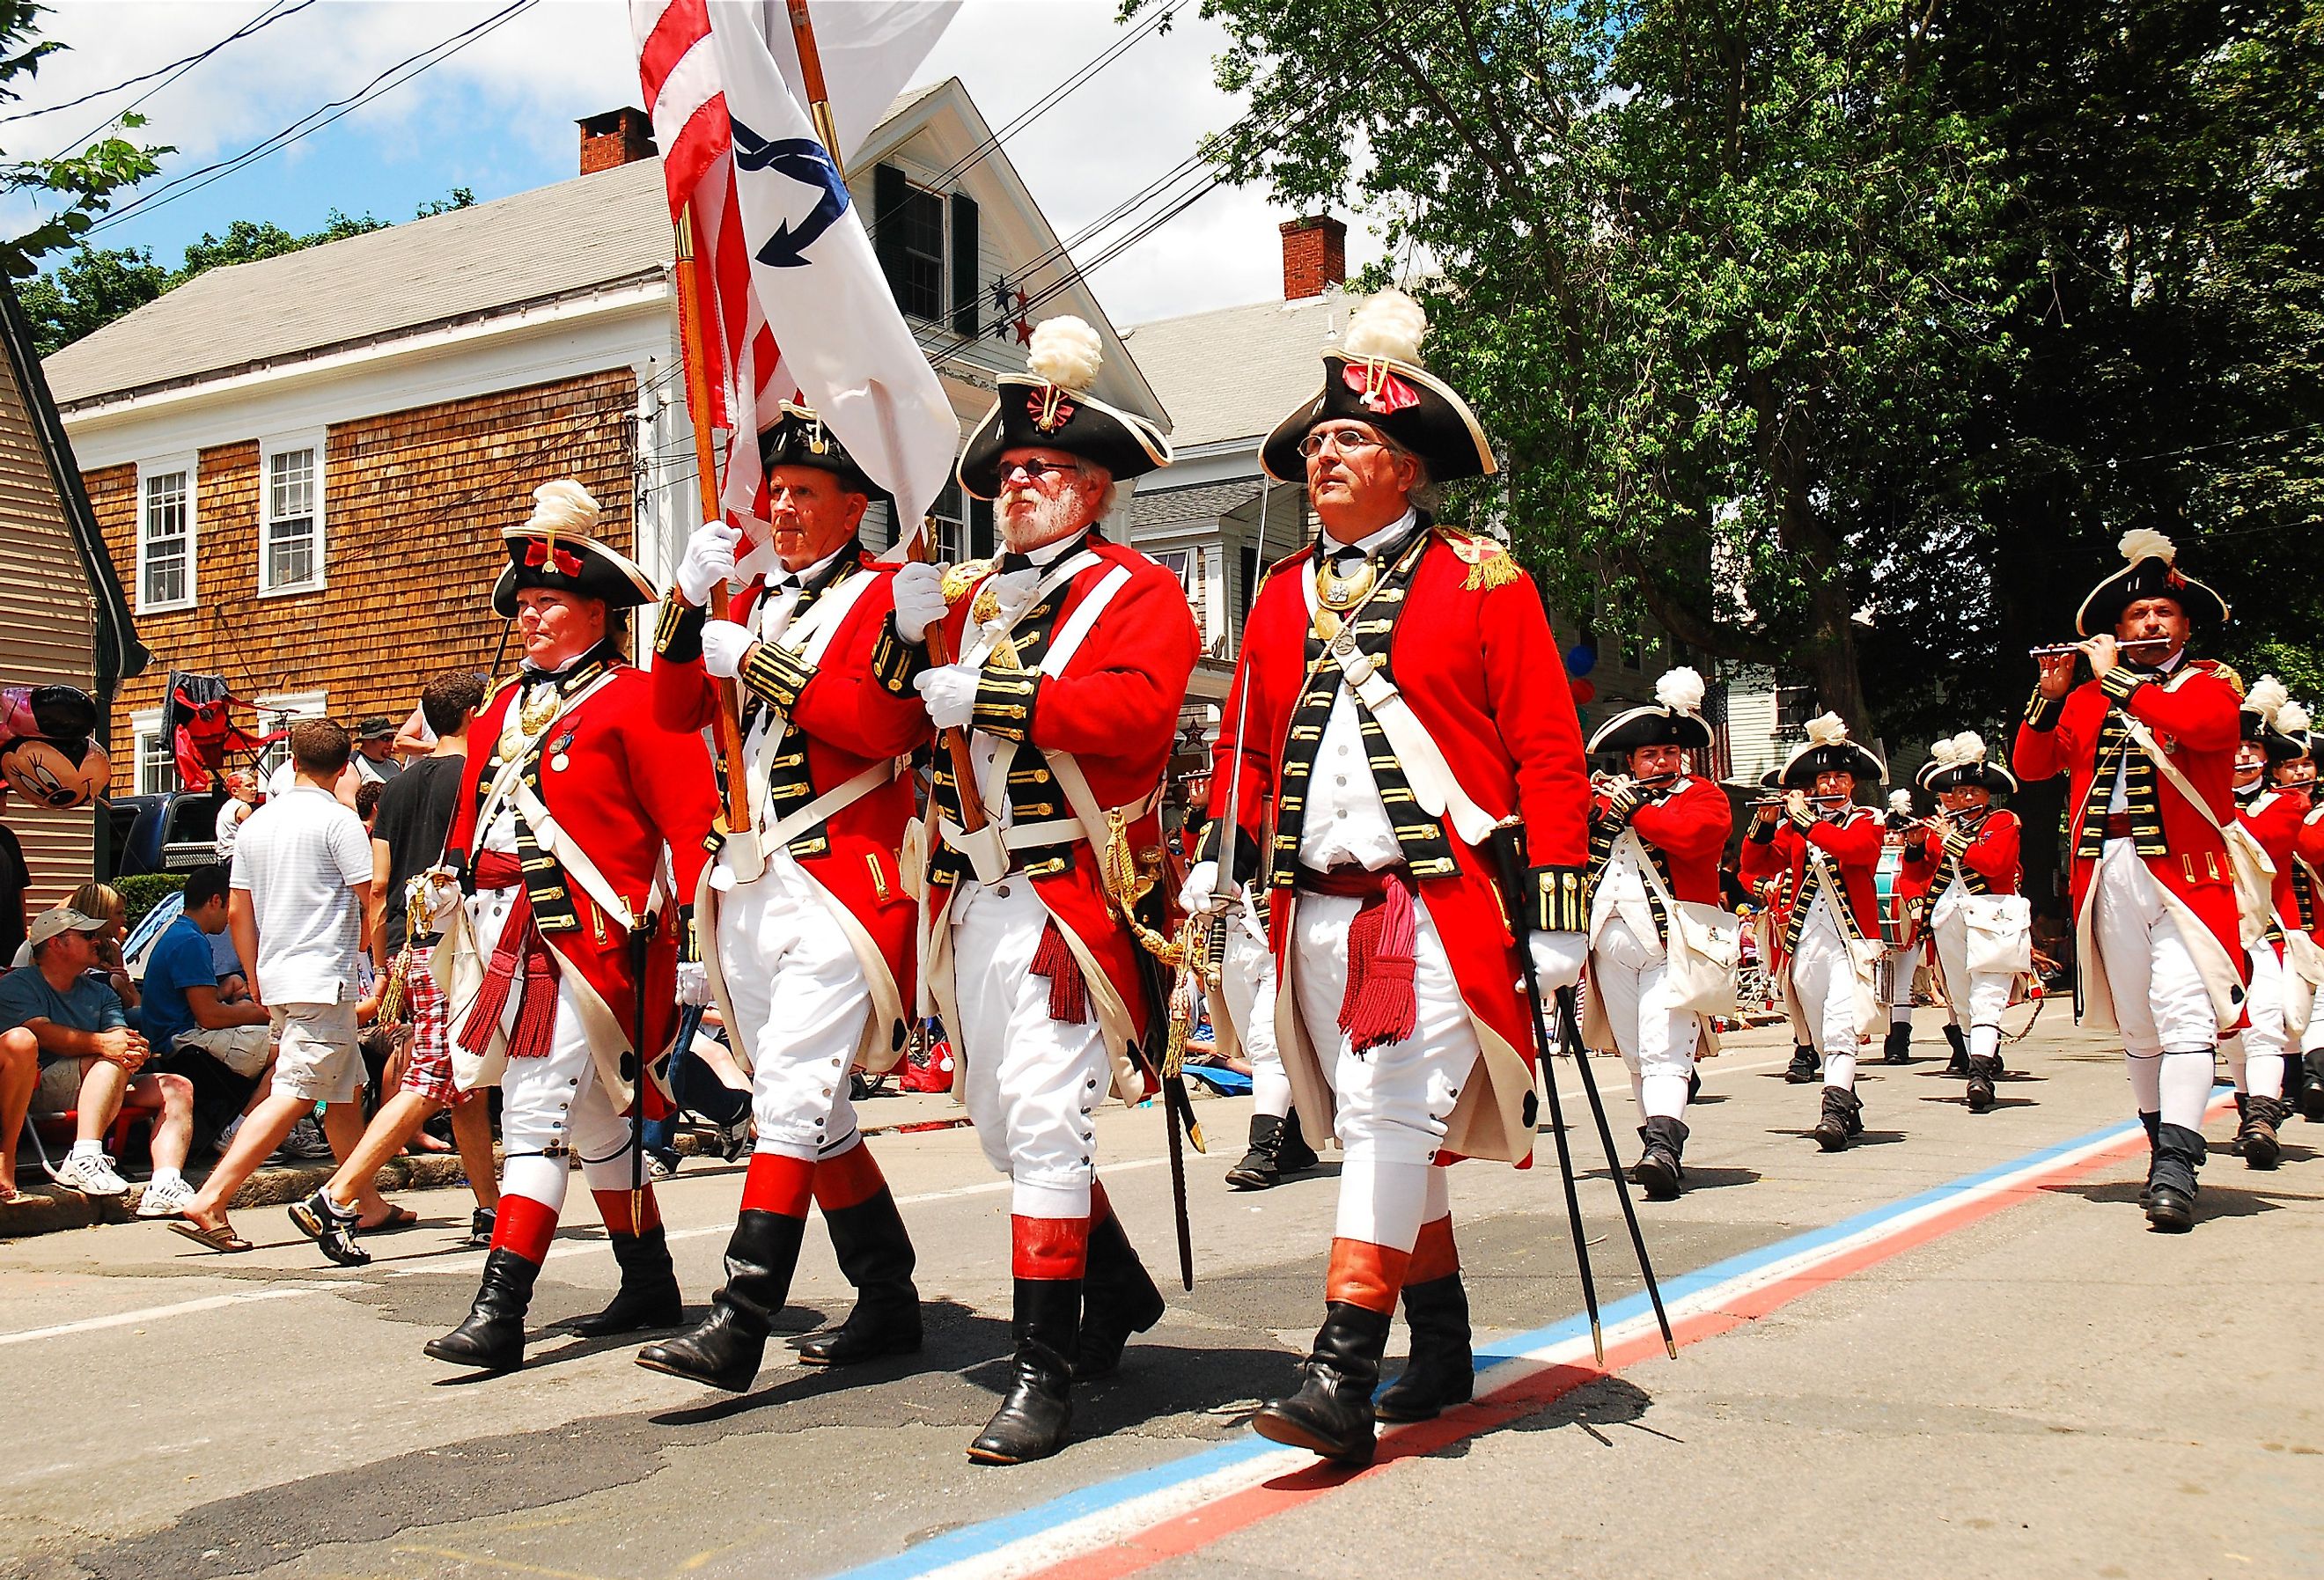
[171, 718, 393, 1253]
[142, 864, 274, 1132]
[0, 905, 195, 1212]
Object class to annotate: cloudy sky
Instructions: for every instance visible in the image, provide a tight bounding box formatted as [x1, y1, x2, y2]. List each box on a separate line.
[4, 0, 1387, 327]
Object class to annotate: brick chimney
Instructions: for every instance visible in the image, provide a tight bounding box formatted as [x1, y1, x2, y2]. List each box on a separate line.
[1279, 215, 1347, 300]
[578, 107, 656, 175]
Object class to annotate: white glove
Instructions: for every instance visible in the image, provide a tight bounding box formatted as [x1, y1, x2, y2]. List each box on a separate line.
[701, 620, 755, 681]
[677, 519, 740, 606]
[1528, 930, 1588, 993]
[675, 960, 712, 1007]
[891, 561, 948, 644]
[914, 663, 979, 731]
[1178, 859, 1219, 915]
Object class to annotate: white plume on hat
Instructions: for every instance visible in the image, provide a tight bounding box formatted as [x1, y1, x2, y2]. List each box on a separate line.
[1654, 665, 1706, 715]
[1887, 789, 1914, 816]
[1946, 731, 1989, 766]
[2246, 673, 2290, 724]
[2279, 700, 2313, 735]
[1928, 735, 1964, 769]
[1804, 711, 1849, 747]
[2118, 527, 2176, 566]
[527, 479, 599, 535]
[1026, 316, 1103, 393]
[1342, 286, 1428, 365]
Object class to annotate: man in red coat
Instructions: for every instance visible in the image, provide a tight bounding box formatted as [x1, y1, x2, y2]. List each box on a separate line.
[1188, 289, 1592, 1466]
[2014, 529, 2245, 1231]
[2290, 735, 2324, 1121]
[1903, 734, 2027, 1113]
[1580, 665, 1732, 1198]
[904, 318, 1196, 1465]
[423, 481, 718, 1371]
[2221, 679, 2310, 1168]
[632, 407, 931, 1393]
[1739, 714, 1887, 1150]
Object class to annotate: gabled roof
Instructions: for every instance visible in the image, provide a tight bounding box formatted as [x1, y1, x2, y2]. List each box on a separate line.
[45, 158, 673, 408]
[1120, 293, 1342, 452]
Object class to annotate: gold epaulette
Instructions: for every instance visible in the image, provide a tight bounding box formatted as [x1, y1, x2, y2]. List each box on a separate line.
[1433, 525, 1523, 591]
[2191, 658, 2244, 697]
[940, 559, 993, 604]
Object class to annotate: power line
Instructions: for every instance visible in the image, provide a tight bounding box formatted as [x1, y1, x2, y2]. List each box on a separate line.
[85, 0, 538, 239]
[1, 0, 314, 130]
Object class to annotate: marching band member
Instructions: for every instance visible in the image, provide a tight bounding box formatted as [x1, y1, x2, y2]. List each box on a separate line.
[2221, 679, 2308, 1169]
[2291, 739, 2324, 1122]
[1212, 827, 1320, 1190]
[1192, 289, 1592, 1466]
[1580, 666, 1732, 1198]
[636, 407, 931, 1393]
[1881, 787, 1931, 1069]
[908, 319, 1197, 1464]
[1739, 714, 1887, 1151]
[1903, 734, 2027, 1114]
[424, 482, 718, 1372]
[2014, 530, 2245, 1231]
[1747, 768, 1820, 1083]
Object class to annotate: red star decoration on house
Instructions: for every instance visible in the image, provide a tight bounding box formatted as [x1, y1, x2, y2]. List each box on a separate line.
[1013, 288, 1030, 312]
[1013, 316, 1033, 344]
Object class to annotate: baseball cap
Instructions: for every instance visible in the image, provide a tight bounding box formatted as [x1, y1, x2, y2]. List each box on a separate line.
[29, 906, 107, 946]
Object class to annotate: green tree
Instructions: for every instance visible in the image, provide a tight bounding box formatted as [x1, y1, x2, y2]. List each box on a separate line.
[1169, 0, 2020, 730]
[0, 0, 167, 278]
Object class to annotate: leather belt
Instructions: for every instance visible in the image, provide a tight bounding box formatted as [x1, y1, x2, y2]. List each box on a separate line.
[1295, 862, 1412, 899]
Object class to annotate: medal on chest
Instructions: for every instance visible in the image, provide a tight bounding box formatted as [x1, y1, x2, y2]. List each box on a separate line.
[1313, 555, 1376, 644]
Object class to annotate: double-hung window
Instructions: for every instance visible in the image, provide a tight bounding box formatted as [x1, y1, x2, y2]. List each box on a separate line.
[259, 434, 325, 594]
[136, 458, 195, 613]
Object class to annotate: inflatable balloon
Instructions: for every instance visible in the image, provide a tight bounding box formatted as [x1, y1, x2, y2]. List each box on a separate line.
[1564, 643, 1599, 678]
[1, 736, 109, 809]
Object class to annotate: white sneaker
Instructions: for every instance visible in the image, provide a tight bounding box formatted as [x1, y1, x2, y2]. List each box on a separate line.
[56, 1150, 129, 1197]
[136, 1175, 197, 1218]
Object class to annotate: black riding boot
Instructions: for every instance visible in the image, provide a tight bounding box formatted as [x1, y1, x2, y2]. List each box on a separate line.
[1783, 1044, 1820, 1084]
[2302, 1051, 2324, 1121]
[797, 1187, 923, 1367]
[2239, 1093, 2285, 1171]
[567, 1224, 684, 1336]
[1375, 1274, 1474, 1423]
[1966, 1054, 2003, 1113]
[1882, 1020, 1914, 1064]
[968, 1278, 1081, 1464]
[1629, 1114, 1689, 1200]
[1073, 1210, 1165, 1379]
[426, 1248, 541, 1372]
[2146, 1122, 2204, 1231]
[1813, 1085, 1862, 1152]
[1226, 1113, 1291, 1190]
[1943, 1023, 1970, 1077]
[1255, 1302, 1394, 1466]
[636, 1210, 805, 1391]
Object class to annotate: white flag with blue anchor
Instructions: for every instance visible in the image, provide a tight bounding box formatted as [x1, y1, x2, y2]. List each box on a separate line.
[707, 1, 960, 545]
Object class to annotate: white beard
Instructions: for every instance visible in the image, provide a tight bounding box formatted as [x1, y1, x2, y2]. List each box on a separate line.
[997, 489, 1090, 555]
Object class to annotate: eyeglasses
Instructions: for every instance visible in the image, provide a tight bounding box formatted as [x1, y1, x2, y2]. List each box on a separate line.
[1298, 427, 1387, 459]
[999, 459, 1076, 484]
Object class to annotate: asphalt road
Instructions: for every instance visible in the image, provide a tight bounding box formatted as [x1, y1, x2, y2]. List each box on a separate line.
[4, 1010, 2320, 1580]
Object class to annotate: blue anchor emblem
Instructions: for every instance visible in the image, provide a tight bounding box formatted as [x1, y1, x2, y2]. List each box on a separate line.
[731, 117, 850, 268]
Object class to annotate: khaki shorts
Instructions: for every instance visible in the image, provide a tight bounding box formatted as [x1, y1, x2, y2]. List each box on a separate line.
[173, 1022, 273, 1078]
[268, 1001, 361, 1105]
[32, 1056, 91, 1113]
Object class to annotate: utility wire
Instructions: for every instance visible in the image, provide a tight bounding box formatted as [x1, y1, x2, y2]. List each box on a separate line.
[1, 0, 315, 129]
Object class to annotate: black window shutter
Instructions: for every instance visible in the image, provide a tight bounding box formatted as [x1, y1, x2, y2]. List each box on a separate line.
[969, 496, 994, 560]
[873, 163, 909, 312]
[949, 191, 979, 336]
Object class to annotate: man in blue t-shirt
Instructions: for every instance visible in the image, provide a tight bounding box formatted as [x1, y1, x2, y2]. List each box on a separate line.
[0, 904, 194, 1211]
[143, 865, 271, 1076]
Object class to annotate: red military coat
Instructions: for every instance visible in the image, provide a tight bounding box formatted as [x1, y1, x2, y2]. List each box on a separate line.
[926, 537, 1199, 1086]
[1206, 525, 1592, 1165]
[1739, 805, 1885, 937]
[1901, 809, 2024, 898]
[443, 658, 718, 1105]
[1593, 775, 1732, 904]
[651, 551, 930, 1062]
[2012, 661, 2243, 971]
[2295, 803, 2324, 941]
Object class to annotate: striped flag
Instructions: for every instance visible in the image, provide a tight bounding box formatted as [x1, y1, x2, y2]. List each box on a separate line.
[630, 0, 960, 545]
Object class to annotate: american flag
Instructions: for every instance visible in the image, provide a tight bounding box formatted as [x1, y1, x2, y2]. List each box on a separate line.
[630, 0, 788, 531]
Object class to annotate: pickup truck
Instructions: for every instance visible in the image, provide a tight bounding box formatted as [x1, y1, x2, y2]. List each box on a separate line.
[107, 790, 226, 877]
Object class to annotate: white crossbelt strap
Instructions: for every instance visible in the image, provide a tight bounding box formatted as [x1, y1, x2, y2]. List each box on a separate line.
[958, 550, 1102, 667]
[512, 780, 659, 932]
[741, 567, 879, 834]
[759, 756, 906, 851]
[465, 669, 625, 862]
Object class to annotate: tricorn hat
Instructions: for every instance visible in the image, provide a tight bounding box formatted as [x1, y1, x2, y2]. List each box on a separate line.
[759, 401, 888, 508]
[2239, 675, 2311, 762]
[957, 316, 1171, 499]
[1780, 711, 1886, 789]
[490, 480, 657, 618]
[1916, 731, 2018, 795]
[1588, 666, 1715, 755]
[2076, 528, 2230, 636]
[1261, 288, 1497, 487]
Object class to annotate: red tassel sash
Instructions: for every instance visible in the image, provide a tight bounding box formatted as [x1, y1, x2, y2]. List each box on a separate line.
[1301, 864, 1418, 1054]
[1030, 918, 1090, 1025]
[458, 851, 561, 1059]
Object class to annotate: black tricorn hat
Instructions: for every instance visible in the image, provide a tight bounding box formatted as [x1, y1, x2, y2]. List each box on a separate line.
[1587, 666, 1714, 755]
[1916, 731, 2019, 795]
[2240, 677, 2311, 762]
[957, 316, 1170, 500]
[1261, 288, 1497, 487]
[1779, 712, 1886, 788]
[2076, 528, 2230, 636]
[490, 481, 657, 618]
[760, 401, 888, 508]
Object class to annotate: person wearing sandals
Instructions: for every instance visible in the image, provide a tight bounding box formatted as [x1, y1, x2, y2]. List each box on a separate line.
[1901, 734, 2028, 1116]
[1580, 666, 1732, 1200]
[171, 718, 384, 1253]
[632, 406, 932, 1393]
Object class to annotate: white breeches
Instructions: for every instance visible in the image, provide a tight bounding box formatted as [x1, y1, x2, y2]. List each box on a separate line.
[950, 878, 1108, 1219]
[1788, 910, 1863, 1088]
[2092, 841, 2217, 1058]
[1220, 919, 1290, 1119]
[1289, 892, 1478, 1253]
[717, 857, 871, 1162]
[2222, 942, 2286, 1100]
[497, 993, 639, 1212]
[1589, 915, 1698, 1121]
[1929, 901, 2014, 1060]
